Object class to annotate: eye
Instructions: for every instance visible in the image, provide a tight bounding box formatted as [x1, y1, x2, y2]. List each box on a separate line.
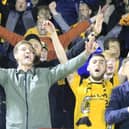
[92, 60, 97, 64]
[99, 61, 105, 65]
[19, 47, 26, 51]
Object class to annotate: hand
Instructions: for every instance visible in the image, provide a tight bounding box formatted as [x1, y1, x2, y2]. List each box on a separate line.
[85, 38, 98, 55]
[49, 1, 58, 15]
[42, 20, 56, 35]
[93, 6, 104, 35]
[101, 4, 109, 14]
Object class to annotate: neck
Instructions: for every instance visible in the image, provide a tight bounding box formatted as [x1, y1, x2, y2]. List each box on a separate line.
[89, 76, 103, 83]
[17, 64, 33, 72]
[79, 15, 89, 21]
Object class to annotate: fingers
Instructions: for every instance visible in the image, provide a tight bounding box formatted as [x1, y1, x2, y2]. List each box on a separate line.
[85, 38, 99, 55]
[85, 40, 94, 54]
[94, 12, 104, 34]
[97, 6, 102, 15]
[42, 20, 56, 34]
[101, 4, 109, 14]
[93, 42, 99, 50]
[49, 1, 56, 11]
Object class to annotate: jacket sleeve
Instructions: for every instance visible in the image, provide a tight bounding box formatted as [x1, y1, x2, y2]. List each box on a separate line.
[0, 68, 8, 86]
[59, 20, 90, 49]
[45, 20, 90, 60]
[0, 26, 24, 46]
[49, 51, 89, 85]
[52, 13, 71, 32]
[66, 39, 86, 59]
[105, 88, 129, 125]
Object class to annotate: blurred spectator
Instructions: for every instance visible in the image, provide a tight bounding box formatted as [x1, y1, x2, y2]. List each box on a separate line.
[118, 0, 129, 57]
[0, 0, 38, 35]
[55, 0, 100, 25]
[49, 0, 93, 33]
[106, 0, 125, 32]
[49, 1, 106, 53]
[103, 50, 120, 87]
[105, 57, 129, 129]
[0, 0, 37, 65]
[0, 13, 91, 60]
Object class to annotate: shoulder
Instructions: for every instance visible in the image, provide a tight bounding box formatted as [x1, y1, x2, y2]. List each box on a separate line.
[112, 81, 129, 95]
[35, 67, 50, 72]
[25, 27, 38, 36]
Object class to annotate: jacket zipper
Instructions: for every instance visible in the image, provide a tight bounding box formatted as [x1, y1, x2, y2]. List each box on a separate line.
[24, 72, 28, 129]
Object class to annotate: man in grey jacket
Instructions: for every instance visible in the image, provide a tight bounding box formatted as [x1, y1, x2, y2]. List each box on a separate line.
[0, 38, 96, 129]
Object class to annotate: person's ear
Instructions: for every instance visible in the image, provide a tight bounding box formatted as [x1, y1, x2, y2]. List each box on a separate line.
[89, 9, 92, 16]
[14, 52, 18, 60]
[37, 16, 40, 20]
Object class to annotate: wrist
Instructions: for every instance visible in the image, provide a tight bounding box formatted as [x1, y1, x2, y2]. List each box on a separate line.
[51, 10, 58, 15]
[50, 31, 58, 40]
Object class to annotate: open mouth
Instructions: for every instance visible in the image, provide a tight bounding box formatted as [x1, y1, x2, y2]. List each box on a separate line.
[19, 5, 23, 9]
[25, 55, 31, 60]
[95, 69, 100, 72]
[107, 66, 113, 71]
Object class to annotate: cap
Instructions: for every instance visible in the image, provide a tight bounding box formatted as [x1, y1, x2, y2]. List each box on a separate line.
[25, 34, 42, 44]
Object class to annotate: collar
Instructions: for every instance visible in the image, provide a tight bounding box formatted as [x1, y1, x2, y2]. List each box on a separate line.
[16, 67, 35, 75]
[88, 77, 104, 84]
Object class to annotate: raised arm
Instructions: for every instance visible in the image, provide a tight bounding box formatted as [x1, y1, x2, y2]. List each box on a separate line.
[0, 25, 24, 46]
[49, 33, 98, 85]
[66, 8, 104, 59]
[49, 1, 70, 32]
[42, 20, 67, 63]
[42, 19, 100, 86]
[58, 20, 91, 49]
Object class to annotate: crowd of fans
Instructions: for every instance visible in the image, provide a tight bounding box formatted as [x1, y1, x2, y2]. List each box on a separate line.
[0, 0, 129, 129]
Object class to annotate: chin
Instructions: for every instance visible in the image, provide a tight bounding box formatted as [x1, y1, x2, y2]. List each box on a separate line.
[92, 75, 104, 81]
[24, 61, 33, 65]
